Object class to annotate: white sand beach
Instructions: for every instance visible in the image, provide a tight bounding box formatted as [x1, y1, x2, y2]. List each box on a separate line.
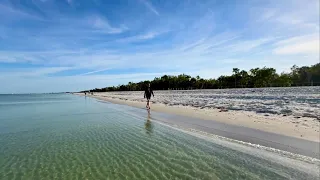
[77, 88, 320, 142]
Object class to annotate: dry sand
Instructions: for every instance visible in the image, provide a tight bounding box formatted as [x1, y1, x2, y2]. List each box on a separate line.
[76, 92, 320, 142]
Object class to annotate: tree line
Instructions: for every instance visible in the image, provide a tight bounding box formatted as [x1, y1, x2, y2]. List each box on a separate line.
[82, 63, 320, 92]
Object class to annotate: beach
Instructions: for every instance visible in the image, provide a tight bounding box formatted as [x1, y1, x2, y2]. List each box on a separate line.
[79, 87, 320, 142]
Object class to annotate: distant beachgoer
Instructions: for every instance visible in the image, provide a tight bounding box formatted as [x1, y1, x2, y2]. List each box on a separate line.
[85, 92, 86, 96]
[144, 83, 154, 109]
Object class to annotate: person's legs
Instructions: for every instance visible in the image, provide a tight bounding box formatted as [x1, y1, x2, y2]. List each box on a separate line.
[146, 96, 151, 109]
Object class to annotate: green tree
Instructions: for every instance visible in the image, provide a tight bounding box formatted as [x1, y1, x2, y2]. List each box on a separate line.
[83, 63, 320, 92]
[233, 68, 240, 88]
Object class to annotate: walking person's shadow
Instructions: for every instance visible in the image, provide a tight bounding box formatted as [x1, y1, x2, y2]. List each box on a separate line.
[145, 110, 153, 136]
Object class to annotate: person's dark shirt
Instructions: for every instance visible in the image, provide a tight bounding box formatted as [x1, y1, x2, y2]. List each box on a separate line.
[144, 87, 154, 98]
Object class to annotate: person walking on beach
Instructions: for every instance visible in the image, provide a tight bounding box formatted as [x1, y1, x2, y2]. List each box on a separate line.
[144, 83, 154, 109]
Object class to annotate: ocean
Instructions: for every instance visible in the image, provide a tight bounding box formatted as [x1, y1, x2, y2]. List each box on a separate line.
[0, 94, 319, 179]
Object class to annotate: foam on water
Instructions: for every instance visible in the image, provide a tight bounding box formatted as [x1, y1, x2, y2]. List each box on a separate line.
[0, 94, 319, 180]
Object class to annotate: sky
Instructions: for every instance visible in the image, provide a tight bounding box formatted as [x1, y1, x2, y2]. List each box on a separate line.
[0, 0, 319, 93]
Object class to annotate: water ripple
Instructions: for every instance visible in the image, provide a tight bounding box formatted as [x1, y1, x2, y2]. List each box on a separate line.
[1, 94, 319, 179]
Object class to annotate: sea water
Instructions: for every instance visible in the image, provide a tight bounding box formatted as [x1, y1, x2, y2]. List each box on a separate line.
[0, 94, 318, 180]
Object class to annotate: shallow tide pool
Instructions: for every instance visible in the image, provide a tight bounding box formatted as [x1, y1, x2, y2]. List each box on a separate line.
[0, 94, 318, 180]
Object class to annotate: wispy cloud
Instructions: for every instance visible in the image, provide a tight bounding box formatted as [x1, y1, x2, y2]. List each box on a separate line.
[139, 0, 159, 16]
[226, 38, 274, 53]
[0, 67, 72, 78]
[116, 31, 167, 43]
[89, 15, 127, 34]
[0, 3, 44, 21]
[77, 68, 111, 76]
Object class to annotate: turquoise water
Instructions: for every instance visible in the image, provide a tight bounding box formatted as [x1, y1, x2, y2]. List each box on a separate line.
[0, 94, 318, 180]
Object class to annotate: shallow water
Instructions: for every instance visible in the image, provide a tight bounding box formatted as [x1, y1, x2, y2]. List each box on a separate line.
[0, 94, 318, 180]
[107, 87, 320, 119]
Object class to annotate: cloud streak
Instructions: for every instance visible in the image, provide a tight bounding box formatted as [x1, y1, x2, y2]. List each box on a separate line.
[139, 0, 159, 16]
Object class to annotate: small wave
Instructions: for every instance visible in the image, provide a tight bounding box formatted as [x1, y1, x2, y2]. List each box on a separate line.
[119, 107, 320, 166]
[158, 122, 320, 164]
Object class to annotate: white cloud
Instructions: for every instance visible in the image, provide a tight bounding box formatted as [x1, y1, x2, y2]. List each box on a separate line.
[274, 15, 319, 31]
[273, 34, 319, 55]
[89, 15, 127, 34]
[138, 32, 159, 39]
[0, 67, 72, 78]
[257, 0, 319, 33]
[218, 38, 273, 53]
[92, 16, 108, 29]
[259, 9, 276, 21]
[116, 31, 166, 43]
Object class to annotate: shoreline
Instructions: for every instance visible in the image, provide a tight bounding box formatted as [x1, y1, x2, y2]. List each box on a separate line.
[76, 92, 320, 142]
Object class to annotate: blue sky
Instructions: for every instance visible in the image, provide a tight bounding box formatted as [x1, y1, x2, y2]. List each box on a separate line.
[0, 0, 319, 93]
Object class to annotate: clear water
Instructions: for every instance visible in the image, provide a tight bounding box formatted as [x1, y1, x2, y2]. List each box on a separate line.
[0, 94, 318, 180]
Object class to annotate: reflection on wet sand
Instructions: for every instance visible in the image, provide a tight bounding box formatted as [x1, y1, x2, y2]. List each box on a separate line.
[145, 110, 153, 135]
